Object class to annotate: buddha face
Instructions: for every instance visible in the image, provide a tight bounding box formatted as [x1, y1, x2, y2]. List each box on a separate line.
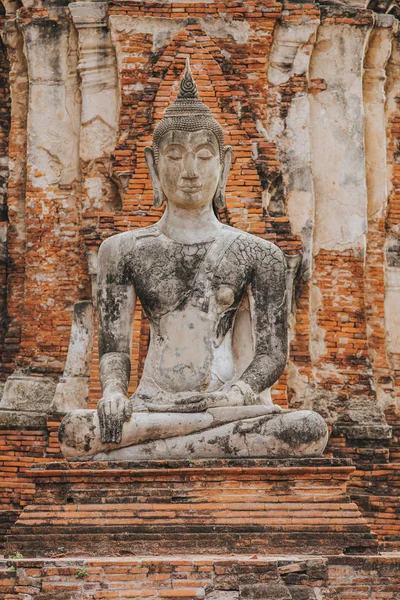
[145, 129, 232, 210]
[158, 130, 220, 210]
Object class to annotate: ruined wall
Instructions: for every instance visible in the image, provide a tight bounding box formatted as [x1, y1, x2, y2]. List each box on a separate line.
[0, 0, 399, 442]
[0, 0, 398, 540]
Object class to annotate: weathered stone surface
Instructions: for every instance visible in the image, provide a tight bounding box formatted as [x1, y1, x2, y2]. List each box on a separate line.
[0, 0, 397, 452]
[70, 0, 120, 216]
[50, 376, 90, 414]
[50, 301, 94, 413]
[267, 15, 319, 281]
[0, 408, 46, 429]
[309, 19, 372, 254]
[61, 407, 328, 460]
[0, 374, 56, 412]
[240, 582, 291, 600]
[0, 0, 399, 577]
[59, 62, 328, 461]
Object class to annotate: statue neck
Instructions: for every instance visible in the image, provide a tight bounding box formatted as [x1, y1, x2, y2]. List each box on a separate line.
[158, 204, 222, 244]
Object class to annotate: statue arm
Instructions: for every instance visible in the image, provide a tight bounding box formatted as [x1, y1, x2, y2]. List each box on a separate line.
[97, 235, 136, 443]
[238, 242, 288, 395]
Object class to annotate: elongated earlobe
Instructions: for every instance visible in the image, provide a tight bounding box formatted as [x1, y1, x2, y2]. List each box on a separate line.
[214, 146, 233, 209]
[213, 187, 225, 209]
[153, 188, 164, 209]
[144, 146, 165, 208]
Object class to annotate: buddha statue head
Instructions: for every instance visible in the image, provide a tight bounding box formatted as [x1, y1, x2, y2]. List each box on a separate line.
[145, 58, 232, 210]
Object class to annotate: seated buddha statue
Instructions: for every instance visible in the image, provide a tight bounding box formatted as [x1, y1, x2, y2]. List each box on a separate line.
[59, 60, 328, 461]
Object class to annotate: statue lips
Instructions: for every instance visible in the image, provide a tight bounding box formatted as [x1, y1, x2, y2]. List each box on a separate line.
[179, 185, 202, 193]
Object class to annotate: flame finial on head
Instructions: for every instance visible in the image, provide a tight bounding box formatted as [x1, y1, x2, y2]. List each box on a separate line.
[163, 57, 212, 119]
[177, 57, 199, 99]
[153, 58, 225, 159]
[150, 58, 230, 209]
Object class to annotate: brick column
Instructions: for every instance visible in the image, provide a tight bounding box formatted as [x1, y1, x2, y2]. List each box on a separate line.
[0, 4, 81, 414]
[267, 13, 319, 278]
[64, 1, 120, 410]
[69, 2, 119, 169]
[50, 300, 94, 412]
[385, 31, 400, 405]
[266, 10, 320, 407]
[308, 8, 391, 439]
[363, 15, 398, 411]
[0, 17, 28, 382]
[69, 0, 119, 293]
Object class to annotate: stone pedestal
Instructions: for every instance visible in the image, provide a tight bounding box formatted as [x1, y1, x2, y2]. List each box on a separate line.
[6, 458, 377, 558]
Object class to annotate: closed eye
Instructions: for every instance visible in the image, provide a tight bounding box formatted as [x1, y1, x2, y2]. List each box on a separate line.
[167, 152, 183, 160]
[197, 149, 214, 160]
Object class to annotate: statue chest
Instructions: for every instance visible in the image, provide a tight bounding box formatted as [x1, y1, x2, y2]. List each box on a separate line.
[130, 239, 248, 321]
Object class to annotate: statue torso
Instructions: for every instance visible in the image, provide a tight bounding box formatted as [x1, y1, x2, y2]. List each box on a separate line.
[117, 225, 274, 397]
[128, 225, 250, 322]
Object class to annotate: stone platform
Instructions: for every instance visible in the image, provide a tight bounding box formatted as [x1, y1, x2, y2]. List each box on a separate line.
[2, 554, 400, 600]
[6, 458, 378, 557]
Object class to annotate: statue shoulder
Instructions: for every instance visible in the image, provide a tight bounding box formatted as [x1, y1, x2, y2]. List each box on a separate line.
[98, 226, 160, 261]
[254, 236, 286, 263]
[230, 229, 286, 273]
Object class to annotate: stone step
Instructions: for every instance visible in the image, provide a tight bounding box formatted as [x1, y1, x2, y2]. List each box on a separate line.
[0, 555, 400, 600]
[349, 462, 400, 549]
[6, 458, 378, 557]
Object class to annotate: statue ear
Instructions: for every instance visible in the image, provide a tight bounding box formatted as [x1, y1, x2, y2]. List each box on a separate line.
[214, 146, 232, 209]
[144, 146, 165, 208]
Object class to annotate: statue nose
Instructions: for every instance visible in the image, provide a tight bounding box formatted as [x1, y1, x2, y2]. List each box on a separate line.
[182, 152, 198, 179]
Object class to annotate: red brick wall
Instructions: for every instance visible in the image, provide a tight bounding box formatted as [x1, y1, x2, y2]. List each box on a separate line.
[0, 0, 399, 558]
[0, 0, 398, 421]
[0, 428, 47, 550]
[0, 18, 27, 380]
[0, 556, 400, 600]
